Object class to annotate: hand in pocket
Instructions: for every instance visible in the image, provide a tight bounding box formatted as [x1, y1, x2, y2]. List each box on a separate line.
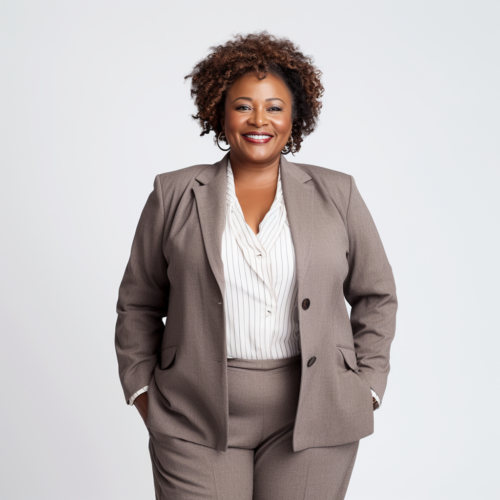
[134, 392, 149, 426]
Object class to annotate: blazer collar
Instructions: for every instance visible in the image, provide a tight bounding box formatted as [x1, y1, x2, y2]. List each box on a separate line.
[192, 153, 316, 299]
[194, 152, 311, 184]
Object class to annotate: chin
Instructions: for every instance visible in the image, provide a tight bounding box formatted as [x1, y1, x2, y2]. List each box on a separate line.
[239, 148, 280, 163]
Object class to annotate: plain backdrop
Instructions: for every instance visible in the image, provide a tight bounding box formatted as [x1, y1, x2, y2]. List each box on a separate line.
[1, 1, 499, 499]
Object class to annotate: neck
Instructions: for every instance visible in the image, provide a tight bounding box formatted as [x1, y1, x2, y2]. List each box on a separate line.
[228, 153, 280, 189]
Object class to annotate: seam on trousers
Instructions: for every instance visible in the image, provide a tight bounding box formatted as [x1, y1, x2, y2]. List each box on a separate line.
[211, 456, 221, 499]
[148, 437, 162, 500]
[336, 442, 360, 500]
[301, 449, 313, 500]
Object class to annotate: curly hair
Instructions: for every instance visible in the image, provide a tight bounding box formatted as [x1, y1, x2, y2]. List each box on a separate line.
[184, 32, 324, 154]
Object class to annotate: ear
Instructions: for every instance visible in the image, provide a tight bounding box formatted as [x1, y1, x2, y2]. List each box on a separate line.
[220, 117, 225, 132]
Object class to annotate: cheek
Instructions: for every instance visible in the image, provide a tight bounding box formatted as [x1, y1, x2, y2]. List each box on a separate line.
[273, 115, 293, 136]
[224, 111, 244, 135]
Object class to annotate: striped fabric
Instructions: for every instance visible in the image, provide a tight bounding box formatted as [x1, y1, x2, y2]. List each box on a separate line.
[223, 158, 300, 360]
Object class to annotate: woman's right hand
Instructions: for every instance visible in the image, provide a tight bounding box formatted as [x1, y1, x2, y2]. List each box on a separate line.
[134, 392, 149, 426]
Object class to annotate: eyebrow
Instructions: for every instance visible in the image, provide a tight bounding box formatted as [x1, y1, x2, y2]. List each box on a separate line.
[232, 97, 286, 104]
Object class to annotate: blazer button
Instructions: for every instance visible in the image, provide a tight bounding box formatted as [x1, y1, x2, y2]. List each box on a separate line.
[302, 298, 310, 310]
[307, 356, 316, 367]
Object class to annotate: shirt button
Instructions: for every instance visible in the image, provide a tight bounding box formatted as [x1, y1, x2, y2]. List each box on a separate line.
[302, 298, 311, 310]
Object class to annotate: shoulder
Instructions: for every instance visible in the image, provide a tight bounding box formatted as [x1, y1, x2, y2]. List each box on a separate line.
[150, 163, 213, 203]
[291, 160, 352, 187]
[156, 163, 209, 188]
[288, 160, 354, 214]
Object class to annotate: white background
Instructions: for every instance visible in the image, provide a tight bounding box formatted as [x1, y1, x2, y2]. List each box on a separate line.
[1, 1, 499, 498]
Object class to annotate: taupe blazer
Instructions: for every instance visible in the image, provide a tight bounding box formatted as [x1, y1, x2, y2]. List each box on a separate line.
[115, 153, 398, 452]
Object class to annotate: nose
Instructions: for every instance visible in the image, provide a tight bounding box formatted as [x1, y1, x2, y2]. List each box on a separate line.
[249, 106, 267, 128]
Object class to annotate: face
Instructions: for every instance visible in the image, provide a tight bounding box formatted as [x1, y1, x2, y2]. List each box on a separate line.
[221, 72, 293, 166]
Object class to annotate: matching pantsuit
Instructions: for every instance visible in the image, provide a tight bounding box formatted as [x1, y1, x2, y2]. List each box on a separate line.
[115, 153, 398, 499]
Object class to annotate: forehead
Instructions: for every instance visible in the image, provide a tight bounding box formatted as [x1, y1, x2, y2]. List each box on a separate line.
[227, 72, 292, 101]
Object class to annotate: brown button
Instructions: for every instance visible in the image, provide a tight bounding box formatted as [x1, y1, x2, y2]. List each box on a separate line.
[302, 298, 310, 310]
[307, 356, 316, 367]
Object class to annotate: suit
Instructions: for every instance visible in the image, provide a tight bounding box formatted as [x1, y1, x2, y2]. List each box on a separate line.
[115, 152, 398, 453]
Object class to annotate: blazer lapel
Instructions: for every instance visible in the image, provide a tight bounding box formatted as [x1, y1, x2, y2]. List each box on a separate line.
[192, 153, 316, 301]
[193, 153, 230, 300]
[280, 155, 316, 284]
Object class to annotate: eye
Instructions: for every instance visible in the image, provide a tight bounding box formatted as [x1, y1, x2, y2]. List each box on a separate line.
[236, 105, 251, 111]
[268, 106, 282, 112]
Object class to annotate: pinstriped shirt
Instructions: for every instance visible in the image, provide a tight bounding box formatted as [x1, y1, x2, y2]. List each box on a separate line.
[223, 158, 300, 359]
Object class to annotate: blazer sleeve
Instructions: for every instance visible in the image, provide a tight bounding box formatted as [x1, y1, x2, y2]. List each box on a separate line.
[115, 174, 170, 405]
[343, 175, 398, 405]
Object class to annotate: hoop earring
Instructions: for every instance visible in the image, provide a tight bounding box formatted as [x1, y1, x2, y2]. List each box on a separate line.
[282, 136, 293, 155]
[217, 132, 231, 152]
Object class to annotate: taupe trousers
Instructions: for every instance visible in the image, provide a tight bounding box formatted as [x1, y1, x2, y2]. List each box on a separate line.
[147, 354, 359, 500]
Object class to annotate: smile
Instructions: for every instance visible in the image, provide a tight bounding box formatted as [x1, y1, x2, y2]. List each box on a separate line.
[242, 134, 273, 144]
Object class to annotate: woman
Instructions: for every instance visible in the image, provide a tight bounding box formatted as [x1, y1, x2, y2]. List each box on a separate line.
[115, 32, 398, 499]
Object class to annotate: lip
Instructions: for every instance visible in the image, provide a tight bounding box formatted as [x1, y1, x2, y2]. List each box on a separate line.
[241, 132, 273, 144]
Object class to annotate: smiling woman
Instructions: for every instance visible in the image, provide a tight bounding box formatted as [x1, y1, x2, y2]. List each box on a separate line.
[184, 32, 324, 155]
[115, 30, 398, 500]
[223, 72, 293, 165]
[183, 33, 325, 235]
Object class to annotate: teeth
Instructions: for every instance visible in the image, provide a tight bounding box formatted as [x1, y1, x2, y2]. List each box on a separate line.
[245, 134, 272, 139]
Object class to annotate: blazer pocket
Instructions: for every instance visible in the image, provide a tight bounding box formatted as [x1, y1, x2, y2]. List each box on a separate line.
[159, 345, 177, 370]
[335, 345, 358, 373]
